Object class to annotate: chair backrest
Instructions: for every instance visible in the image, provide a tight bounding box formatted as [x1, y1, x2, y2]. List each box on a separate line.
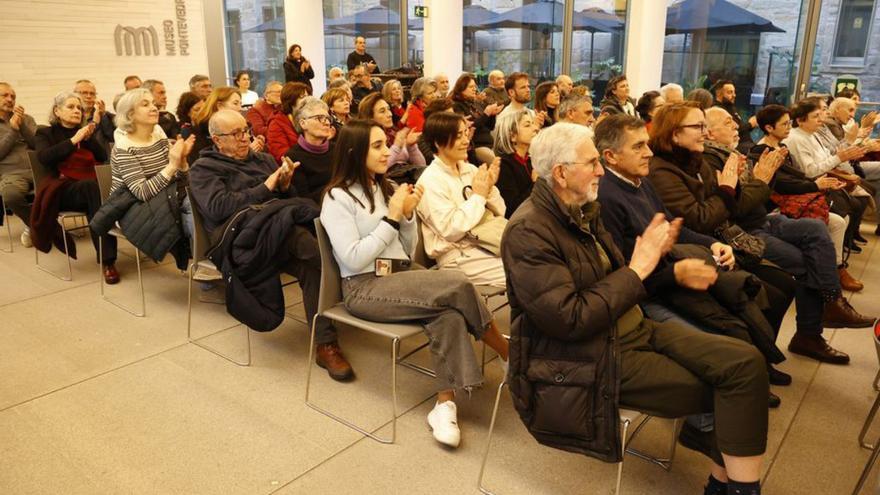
[27, 150, 48, 186]
[94, 164, 113, 204]
[314, 218, 344, 313]
[187, 190, 212, 263]
[412, 218, 436, 268]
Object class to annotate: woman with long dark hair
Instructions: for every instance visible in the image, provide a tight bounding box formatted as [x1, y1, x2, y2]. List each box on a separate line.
[320, 119, 509, 449]
[283, 44, 315, 90]
[533, 81, 561, 126]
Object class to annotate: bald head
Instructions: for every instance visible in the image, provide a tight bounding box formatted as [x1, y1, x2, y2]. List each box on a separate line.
[556, 74, 573, 96]
[210, 110, 251, 160]
[488, 70, 505, 89]
[705, 107, 739, 148]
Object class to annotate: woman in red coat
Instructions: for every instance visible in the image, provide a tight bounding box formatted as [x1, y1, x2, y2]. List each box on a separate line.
[266, 82, 310, 164]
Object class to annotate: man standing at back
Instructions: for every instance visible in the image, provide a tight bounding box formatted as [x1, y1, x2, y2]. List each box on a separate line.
[346, 36, 379, 74]
[0, 82, 37, 247]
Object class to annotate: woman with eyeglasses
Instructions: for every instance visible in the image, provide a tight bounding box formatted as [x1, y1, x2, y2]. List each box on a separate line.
[320, 119, 509, 449]
[284, 96, 336, 204]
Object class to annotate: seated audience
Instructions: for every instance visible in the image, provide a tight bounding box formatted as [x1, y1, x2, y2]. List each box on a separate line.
[493, 110, 538, 218]
[189, 109, 351, 380]
[450, 73, 502, 154]
[0, 82, 37, 246]
[556, 94, 595, 129]
[123, 75, 142, 90]
[34, 92, 118, 283]
[74, 79, 113, 145]
[595, 114, 790, 393]
[555, 74, 574, 98]
[189, 74, 213, 99]
[416, 98, 456, 164]
[285, 97, 335, 204]
[659, 83, 684, 104]
[403, 77, 438, 133]
[415, 112, 507, 286]
[142, 79, 179, 139]
[358, 92, 425, 183]
[498, 72, 538, 122]
[321, 87, 351, 137]
[176, 91, 204, 129]
[502, 121, 770, 495]
[321, 119, 509, 447]
[534, 81, 561, 126]
[599, 75, 636, 117]
[267, 82, 310, 164]
[635, 90, 665, 128]
[687, 88, 714, 110]
[648, 102, 874, 366]
[381, 79, 406, 128]
[95, 89, 194, 270]
[349, 65, 378, 107]
[246, 81, 282, 139]
[234, 71, 259, 108]
[433, 73, 450, 99]
[283, 44, 315, 91]
[188, 87, 247, 164]
[481, 70, 510, 107]
[327, 66, 345, 83]
[712, 80, 756, 153]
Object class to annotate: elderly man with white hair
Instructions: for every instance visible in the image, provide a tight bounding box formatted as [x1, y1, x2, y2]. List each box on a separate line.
[556, 94, 595, 131]
[433, 72, 450, 99]
[555, 74, 574, 98]
[481, 70, 509, 107]
[189, 109, 353, 382]
[501, 122, 770, 495]
[659, 83, 684, 104]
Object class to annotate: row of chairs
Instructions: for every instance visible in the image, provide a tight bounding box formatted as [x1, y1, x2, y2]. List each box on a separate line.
[5, 159, 690, 494]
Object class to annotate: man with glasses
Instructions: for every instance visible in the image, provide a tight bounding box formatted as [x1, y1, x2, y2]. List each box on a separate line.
[349, 64, 379, 107]
[190, 110, 353, 381]
[246, 81, 283, 139]
[502, 122, 771, 495]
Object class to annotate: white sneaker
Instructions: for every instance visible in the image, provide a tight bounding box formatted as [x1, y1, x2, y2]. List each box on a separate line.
[20, 228, 32, 248]
[427, 400, 461, 448]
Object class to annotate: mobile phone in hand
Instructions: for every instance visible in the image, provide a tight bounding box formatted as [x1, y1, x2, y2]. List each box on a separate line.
[180, 123, 193, 139]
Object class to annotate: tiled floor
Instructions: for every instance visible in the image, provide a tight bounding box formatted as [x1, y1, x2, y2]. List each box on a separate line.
[1, 215, 878, 494]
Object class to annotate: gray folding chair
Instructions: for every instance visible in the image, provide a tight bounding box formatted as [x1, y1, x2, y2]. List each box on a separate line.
[94, 164, 145, 316]
[478, 381, 682, 495]
[185, 190, 251, 366]
[853, 323, 880, 495]
[1, 196, 13, 253]
[28, 151, 89, 280]
[305, 218, 435, 444]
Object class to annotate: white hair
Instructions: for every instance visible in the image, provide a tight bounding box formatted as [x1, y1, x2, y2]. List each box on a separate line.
[659, 83, 684, 100]
[294, 96, 329, 133]
[530, 122, 593, 182]
[488, 70, 504, 80]
[48, 92, 83, 125]
[829, 96, 855, 114]
[114, 88, 152, 133]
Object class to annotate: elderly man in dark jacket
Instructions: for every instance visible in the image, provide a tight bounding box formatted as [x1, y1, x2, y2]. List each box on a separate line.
[190, 110, 353, 381]
[502, 122, 769, 495]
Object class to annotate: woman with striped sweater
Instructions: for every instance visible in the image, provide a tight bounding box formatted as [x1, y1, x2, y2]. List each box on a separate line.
[111, 89, 195, 239]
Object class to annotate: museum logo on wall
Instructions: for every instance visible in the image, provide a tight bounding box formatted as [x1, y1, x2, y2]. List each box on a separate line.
[114, 0, 190, 56]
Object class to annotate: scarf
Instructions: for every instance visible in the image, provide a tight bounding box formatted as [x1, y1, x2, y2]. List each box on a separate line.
[297, 134, 329, 154]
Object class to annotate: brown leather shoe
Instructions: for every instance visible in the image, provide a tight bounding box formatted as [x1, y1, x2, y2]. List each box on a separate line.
[316, 342, 354, 381]
[788, 333, 850, 365]
[103, 264, 120, 285]
[822, 297, 875, 328]
[838, 267, 864, 292]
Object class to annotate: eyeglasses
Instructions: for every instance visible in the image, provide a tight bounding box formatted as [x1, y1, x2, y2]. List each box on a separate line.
[678, 123, 708, 133]
[214, 128, 251, 140]
[561, 161, 603, 172]
[304, 114, 332, 124]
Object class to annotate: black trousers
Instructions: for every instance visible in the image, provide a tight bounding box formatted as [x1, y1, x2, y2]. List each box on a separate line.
[282, 225, 336, 345]
[62, 179, 116, 264]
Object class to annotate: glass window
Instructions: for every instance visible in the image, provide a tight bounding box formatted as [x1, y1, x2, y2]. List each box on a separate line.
[661, 0, 812, 117]
[323, 0, 402, 75]
[833, 0, 876, 61]
[571, 0, 628, 98]
[223, 0, 286, 95]
[407, 4, 424, 68]
[463, 0, 565, 83]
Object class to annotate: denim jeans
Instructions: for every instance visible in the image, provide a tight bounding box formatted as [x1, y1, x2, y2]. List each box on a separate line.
[342, 268, 492, 392]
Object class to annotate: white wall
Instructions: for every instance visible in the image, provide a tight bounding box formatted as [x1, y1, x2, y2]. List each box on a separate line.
[423, 0, 463, 81]
[284, 0, 327, 95]
[0, 0, 210, 123]
[623, 0, 668, 97]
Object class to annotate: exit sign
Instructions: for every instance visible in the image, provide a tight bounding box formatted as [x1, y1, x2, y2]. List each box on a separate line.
[414, 5, 428, 17]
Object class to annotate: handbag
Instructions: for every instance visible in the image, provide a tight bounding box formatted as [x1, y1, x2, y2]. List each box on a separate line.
[469, 210, 507, 256]
[770, 191, 830, 224]
[825, 168, 860, 192]
[714, 222, 766, 268]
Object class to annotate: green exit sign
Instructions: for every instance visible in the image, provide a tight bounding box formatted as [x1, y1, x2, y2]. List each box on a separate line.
[414, 5, 428, 17]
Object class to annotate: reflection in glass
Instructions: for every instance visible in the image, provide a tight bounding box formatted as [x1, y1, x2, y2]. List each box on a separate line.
[323, 1, 402, 74]
[224, 0, 286, 95]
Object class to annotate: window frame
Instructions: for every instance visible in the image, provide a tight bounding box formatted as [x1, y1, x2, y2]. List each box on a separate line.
[830, 0, 877, 67]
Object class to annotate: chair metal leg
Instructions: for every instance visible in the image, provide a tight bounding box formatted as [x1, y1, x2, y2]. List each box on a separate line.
[478, 380, 507, 495]
[860, 393, 880, 449]
[615, 418, 632, 495]
[186, 260, 251, 366]
[1, 209, 12, 253]
[873, 368, 880, 392]
[625, 416, 682, 471]
[35, 217, 83, 281]
[396, 339, 436, 378]
[853, 437, 880, 495]
[99, 239, 146, 317]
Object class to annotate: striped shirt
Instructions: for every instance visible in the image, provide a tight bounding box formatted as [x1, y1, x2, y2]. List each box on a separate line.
[110, 138, 184, 201]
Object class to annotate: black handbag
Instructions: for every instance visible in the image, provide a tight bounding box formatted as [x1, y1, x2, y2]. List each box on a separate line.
[714, 222, 766, 268]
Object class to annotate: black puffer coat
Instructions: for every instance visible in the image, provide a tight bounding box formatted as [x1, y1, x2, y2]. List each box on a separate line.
[501, 178, 645, 462]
